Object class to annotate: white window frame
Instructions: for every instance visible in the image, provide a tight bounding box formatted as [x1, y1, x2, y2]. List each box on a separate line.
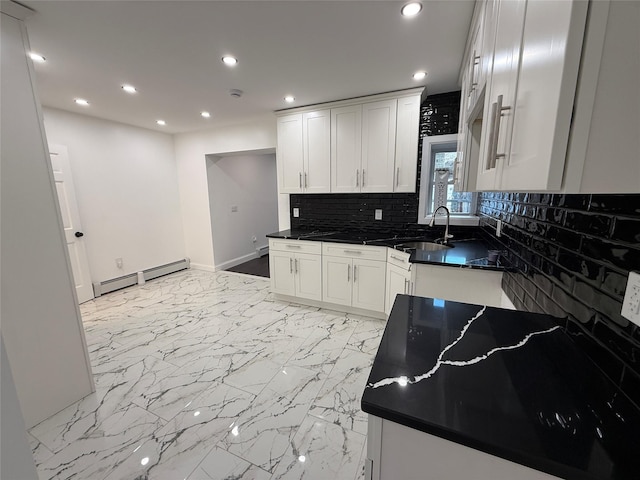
[418, 134, 479, 226]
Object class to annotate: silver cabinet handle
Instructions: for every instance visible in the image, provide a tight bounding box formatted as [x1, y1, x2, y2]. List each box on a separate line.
[289, 258, 293, 274]
[353, 265, 357, 282]
[390, 254, 405, 262]
[347, 264, 351, 282]
[304, 172, 308, 188]
[494, 94, 510, 163]
[299, 172, 302, 188]
[362, 169, 366, 187]
[343, 250, 362, 255]
[295, 258, 298, 274]
[396, 167, 400, 187]
[486, 101, 498, 170]
[287, 244, 301, 249]
[356, 169, 359, 187]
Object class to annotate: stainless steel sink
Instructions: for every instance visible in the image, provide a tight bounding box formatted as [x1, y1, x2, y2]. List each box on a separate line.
[396, 241, 453, 251]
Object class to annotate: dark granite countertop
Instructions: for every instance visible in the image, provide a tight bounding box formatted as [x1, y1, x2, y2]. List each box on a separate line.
[266, 230, 509, 271]
[361, 295, 640, 480]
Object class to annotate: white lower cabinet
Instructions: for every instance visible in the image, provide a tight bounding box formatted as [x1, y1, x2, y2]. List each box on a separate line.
[366, 416, 561, 480]
[269, 240, 322, 301]
[322, 255, 386, 313]
[384, 249, 412, 315]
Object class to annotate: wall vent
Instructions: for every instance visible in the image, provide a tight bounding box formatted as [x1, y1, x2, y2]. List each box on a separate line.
[93, 258, 190, 297]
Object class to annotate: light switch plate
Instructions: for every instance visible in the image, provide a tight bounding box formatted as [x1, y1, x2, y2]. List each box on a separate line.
[293, 208, 299, 218]
[622, 271, 640, 326]
[375, 209, 382, 220]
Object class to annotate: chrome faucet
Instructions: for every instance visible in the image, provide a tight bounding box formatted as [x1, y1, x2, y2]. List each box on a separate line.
[429, 205, 453, 244]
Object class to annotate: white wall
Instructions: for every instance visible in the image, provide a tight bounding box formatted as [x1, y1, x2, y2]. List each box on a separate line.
[1, 12, 93, 428]
[206, 153, 279, 269]
[173, 116, 283, 270]
[43, 108, 186, 282]
[1, 335, 39, 479]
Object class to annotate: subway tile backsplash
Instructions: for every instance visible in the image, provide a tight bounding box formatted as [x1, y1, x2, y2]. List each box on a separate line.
[479, 193, 640, 403]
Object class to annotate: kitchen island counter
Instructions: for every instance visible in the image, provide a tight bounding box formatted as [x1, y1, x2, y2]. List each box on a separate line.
[361, 295, 640, 480]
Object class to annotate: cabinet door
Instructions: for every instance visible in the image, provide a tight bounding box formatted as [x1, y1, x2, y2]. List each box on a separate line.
[476, 0, 526, 191]
[295, 252, 322, 301]
[503, 0, 587, 190]
[269, 251, 296, 296]
[303, 110, 331, 193]
[322, 256, 352, 307]
[362, 99, 397, 193]
[394, 95, 420, 193]
[352, 259, 386, 312]
[385, 263, 409, 315]
[331, 105, 362, 193]
[277, 114, 304, 193]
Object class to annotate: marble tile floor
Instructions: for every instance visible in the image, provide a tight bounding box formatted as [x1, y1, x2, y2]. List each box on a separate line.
[28, 269, 386, 480]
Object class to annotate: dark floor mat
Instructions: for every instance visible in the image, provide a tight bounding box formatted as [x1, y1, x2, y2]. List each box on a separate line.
[226, 255, 270, 278]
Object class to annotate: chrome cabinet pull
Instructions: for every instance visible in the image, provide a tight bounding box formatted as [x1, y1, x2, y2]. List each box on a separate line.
[299, 172, 302, 188]
[486, 101, 498, 170]
[343, 250, 362, 255]
[353, 265, 357, 282]
[347, 264, 351, 282]
[362, 169, 366, 187]
[390, 255, 405, 262]
[287, 244, 301, 249]
[295, 258, 298, 274]
[289, 258, 293, 274]
[493, 94, 510, 164]
[396, 167, 400, 187]
[304, 172, 308, 188]
[356, 169, 360, 187]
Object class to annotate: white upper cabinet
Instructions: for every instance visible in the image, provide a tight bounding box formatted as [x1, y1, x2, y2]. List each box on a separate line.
[501, 0, 588, 190]
[302, 110, 331, 193]
[277, 89, 423, 194]
[394, 95, 421, 192]
[276, 113, 304, 193]
[331, 104, 362, 193]
[459, 0, 591, 192]
[361, 99, 397, 193]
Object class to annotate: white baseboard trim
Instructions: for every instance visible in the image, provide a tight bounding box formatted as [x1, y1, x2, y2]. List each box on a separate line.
[272, 293, 387, 321]
[215, 252, 259, 271]
[190, 263, 216, 273]
[257, 245, 269, 257]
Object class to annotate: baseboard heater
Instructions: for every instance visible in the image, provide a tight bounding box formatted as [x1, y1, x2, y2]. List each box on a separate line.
[93, 258, 190, 297]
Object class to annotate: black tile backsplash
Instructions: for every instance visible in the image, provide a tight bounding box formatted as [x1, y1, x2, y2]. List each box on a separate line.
[290, 91, 460, 235]
[479, 192, 640, 406]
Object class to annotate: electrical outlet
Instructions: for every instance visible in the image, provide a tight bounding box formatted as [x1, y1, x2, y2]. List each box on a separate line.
[231, 205, 238, 213]
[115, 257, 123, 269]
[622, 271, 640, 326]
[293, 208, 300, 218]
[375, 209, 383, 220]
[252, 235, 257, 243]
[496, 219, 502, 237]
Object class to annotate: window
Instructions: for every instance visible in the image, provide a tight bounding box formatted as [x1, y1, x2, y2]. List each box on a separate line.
[418, 134, 478, 225]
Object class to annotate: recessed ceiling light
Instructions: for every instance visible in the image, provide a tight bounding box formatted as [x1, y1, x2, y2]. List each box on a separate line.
[413, 71, 427, 80]
[74, 98, 89, 106]
[284, 95, 295, 103]
[401, 2, 422, 17]
[156, 120, 166, 126]
[201, 111, 211, 118]
[29, 52, 46, 63]
[222, 56, 238, 66]
[121, 84, 137, 94]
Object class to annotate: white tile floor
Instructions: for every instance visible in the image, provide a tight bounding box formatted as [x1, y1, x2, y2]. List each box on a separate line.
[29, 269, 385, 480]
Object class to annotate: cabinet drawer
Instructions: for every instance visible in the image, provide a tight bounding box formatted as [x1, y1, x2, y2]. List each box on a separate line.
[386, 248, 411, 270]
[322, 242, 387, 261]
[269, 239, 322, 254]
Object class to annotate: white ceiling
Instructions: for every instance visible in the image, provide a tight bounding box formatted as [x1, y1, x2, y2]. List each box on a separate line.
[23, 0, 474, 134]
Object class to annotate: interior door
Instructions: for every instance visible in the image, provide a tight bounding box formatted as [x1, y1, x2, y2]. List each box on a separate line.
[49, 144, 94, 304]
